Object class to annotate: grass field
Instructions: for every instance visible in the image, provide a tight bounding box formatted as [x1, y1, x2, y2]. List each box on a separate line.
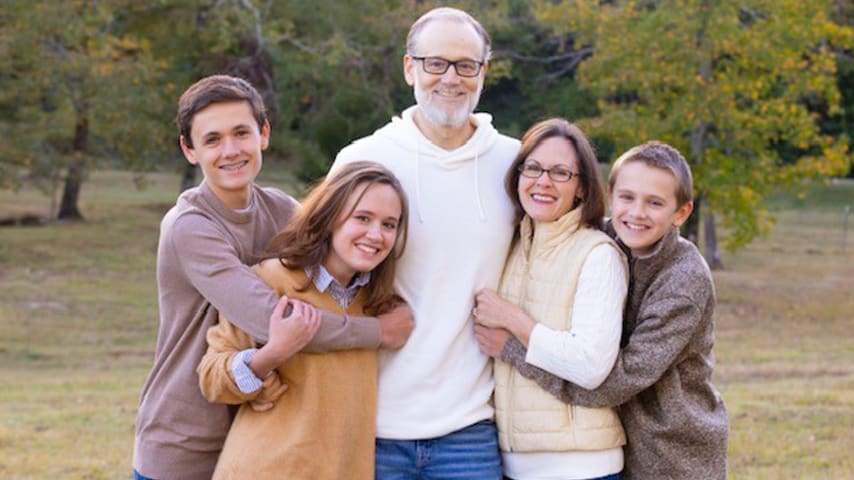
[0, 169, 852, 479]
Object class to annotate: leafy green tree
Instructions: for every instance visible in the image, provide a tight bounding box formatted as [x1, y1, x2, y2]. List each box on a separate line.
[1, 1, 171, 220]
[824, 0, 854, 178]
[536, 0, 852, 265]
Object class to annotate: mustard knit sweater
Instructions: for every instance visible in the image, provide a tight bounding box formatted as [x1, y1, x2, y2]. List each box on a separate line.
[197, 259, 377, 480]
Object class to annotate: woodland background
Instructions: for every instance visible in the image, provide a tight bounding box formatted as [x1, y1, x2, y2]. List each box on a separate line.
[1, 1, 852, 478]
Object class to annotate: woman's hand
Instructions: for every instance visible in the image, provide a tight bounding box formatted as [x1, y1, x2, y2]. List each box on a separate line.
[474, 324, 511, 358]
[250, 296, 321, 378]
[473, 288, 535, 347]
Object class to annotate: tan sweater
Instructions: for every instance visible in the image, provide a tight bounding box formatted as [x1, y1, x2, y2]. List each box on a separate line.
[198, 259, 377, 480]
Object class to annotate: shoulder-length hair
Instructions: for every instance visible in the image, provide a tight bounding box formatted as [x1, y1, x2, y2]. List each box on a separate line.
[504, 118, 606, 229]
[261, 161, 409, 315]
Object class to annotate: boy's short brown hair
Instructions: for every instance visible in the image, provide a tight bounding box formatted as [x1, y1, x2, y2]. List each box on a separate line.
[176, 75, 267, 148]
[609, 141, 694, 207]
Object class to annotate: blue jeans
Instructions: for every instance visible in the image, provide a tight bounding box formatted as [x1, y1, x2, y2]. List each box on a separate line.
[505, 474, 620, 480]
[375, 420, 503, 479]
[132, 470, 155, 480]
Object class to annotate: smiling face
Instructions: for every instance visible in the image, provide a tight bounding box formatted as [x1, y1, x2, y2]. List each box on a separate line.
[180, 100, 269, 209]
[609, 161, 693, 256]
[323, 182, 403, 286]
[517, 136, 584, 223]
[404, 19, 486, 130]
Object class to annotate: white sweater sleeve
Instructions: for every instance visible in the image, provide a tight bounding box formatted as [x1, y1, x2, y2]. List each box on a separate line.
[524, 244, 628, 389]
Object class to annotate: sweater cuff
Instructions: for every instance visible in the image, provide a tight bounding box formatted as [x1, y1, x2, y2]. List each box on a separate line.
[231, 348, 264, 394]
[500, 335, 528, 367]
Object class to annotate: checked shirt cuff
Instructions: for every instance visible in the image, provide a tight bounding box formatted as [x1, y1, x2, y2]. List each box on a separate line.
[230, 348, 264, 394]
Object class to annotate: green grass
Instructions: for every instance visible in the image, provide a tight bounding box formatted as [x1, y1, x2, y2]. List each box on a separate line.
[712, 179, 854, 479]
[1, 171, 852, 478]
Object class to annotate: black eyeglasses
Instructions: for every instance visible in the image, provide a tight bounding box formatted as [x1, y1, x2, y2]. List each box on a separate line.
[410, 56, 484, 78]
[518, 163, 581, 183]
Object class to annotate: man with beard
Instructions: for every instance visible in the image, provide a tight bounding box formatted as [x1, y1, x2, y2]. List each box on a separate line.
[332, 7, 519, 479]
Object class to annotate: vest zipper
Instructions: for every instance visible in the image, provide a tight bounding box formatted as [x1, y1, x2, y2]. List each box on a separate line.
[508, 234, 535, 453]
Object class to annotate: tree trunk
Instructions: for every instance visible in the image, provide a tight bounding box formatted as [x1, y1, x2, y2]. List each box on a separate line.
[683, 0, 711, 249]
[180, 163, 198, 193]
[703, 205, 723, 269]
[682, 193, 701, 245]
[57, 116, 88, 221]
[57, 159, 84, 220]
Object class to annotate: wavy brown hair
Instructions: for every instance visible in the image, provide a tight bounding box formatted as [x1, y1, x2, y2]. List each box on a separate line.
[504, 118, 606, 230]
[262, 161, 408, 315]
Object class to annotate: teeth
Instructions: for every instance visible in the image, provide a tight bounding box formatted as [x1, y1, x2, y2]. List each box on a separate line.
[624, 221, 647, 230]
[220, 161, 248, 171]
[356, 244, 379, 254]
[531, 194, 556, 202]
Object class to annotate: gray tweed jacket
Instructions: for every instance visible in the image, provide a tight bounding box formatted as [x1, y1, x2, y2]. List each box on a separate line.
[501, 222, 728, 479]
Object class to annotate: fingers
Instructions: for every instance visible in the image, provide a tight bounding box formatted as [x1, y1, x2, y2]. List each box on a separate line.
[273, 295, 291, 319]
[250, 401, 274, 412]
[257, 381, 288, 404]
[289, 299, 308, 321]
[307, 305, 322, 335]
[473, 325, 496, 357]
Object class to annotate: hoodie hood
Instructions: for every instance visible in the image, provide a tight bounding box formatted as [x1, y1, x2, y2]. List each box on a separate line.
[370, 105, 501, 222]
[374, 105, 500, 169]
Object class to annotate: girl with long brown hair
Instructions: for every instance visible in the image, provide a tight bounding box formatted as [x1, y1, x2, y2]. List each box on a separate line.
[197, 161, 408, 479]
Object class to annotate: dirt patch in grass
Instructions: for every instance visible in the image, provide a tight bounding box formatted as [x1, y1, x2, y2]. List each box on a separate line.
[0, 214, 48, 227]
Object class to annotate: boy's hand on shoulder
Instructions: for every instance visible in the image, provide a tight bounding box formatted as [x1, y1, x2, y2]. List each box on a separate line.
[378, 302, 415, 349]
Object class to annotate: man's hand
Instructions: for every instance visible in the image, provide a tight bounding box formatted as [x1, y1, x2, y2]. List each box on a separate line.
[474, 324, 511, 358]
[250, 296, 321, 378]
[377, 302, 414, 349]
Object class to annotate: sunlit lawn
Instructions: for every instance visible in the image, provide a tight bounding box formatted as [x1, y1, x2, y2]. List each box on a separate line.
[0, 170, 852, 479]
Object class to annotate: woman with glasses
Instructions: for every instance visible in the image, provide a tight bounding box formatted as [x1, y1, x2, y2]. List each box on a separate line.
[472, 118, 628, 480]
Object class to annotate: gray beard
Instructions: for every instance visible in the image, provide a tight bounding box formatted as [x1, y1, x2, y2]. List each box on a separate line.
[413, 90, 480, 129]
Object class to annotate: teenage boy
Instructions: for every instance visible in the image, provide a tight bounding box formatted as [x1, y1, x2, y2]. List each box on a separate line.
[477, 141, 728, 479]
[133, 75, 413, 480]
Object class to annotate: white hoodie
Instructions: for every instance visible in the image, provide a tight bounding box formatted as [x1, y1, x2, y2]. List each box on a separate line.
[333, 106, 519, 439]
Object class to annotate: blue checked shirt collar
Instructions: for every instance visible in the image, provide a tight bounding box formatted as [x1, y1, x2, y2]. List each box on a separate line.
[306, 264, 370, 308]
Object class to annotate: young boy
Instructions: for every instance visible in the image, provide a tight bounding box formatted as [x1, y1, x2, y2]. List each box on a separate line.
[133, 75, 412, 480]
[493, 141, 728, 479]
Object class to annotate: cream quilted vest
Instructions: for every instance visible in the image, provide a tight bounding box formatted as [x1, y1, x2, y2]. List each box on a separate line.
[494, 209, 627, 453]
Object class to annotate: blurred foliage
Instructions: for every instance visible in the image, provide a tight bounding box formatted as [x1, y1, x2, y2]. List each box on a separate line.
[0, 0, 851, 246]
[535, 0, 853, 249]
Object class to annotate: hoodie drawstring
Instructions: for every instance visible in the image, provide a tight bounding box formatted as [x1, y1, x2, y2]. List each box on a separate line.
[415, 138, 425, 223]
[474, 148, 486, 221]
